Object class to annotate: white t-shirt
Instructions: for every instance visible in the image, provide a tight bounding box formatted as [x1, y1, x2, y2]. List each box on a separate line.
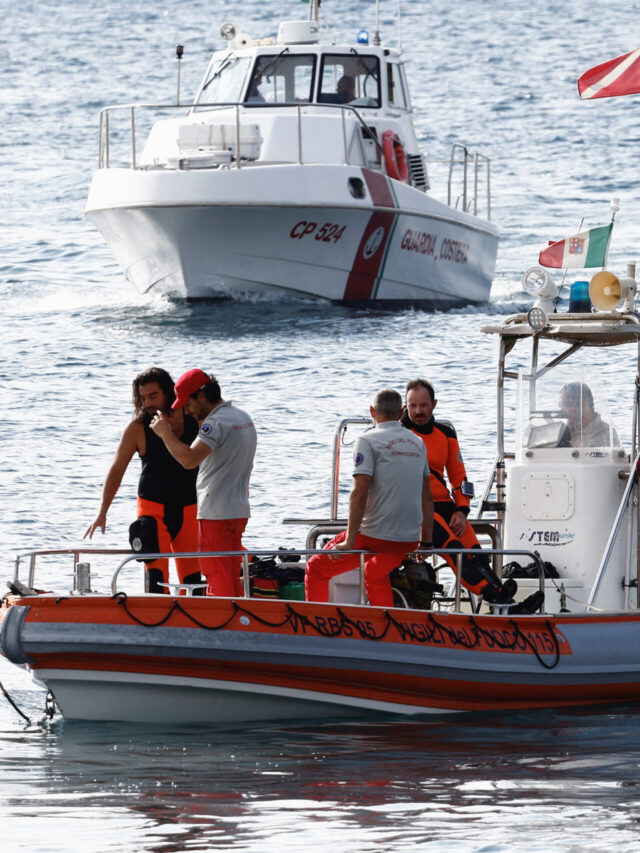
[352, 420, 430, 541]
[195, 400, 257, 520]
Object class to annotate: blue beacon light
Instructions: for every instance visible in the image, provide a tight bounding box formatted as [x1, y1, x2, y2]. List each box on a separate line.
[568, 280, 591, 313]
[356, 29, 369, 44]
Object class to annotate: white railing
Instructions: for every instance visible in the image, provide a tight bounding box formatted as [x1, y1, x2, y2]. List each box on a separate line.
[11, 545, 545, 612]
[97, 101, 378, 171]
[95, 101, 492, 219]
[444, 142, 491, 220]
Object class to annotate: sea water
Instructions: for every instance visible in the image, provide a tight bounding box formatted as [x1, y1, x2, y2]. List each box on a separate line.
[2, 0, 640, 849]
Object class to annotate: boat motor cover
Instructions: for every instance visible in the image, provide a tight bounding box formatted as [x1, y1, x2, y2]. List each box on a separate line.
[129, 516, 160, 563]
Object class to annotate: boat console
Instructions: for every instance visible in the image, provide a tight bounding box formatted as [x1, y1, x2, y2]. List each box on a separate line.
[481, 273, 640, 614]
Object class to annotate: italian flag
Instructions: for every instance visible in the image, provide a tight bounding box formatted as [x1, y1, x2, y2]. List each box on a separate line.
[578, 49, 640, 100]
[538, 223, 613, 269]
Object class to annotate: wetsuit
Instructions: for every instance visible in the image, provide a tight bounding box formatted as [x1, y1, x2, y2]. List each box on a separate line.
[401, 412, 506, 598]
[137, 415, 201, 593]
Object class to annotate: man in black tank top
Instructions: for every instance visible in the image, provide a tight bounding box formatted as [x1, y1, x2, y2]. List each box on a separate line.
[84, 367, 202, 593]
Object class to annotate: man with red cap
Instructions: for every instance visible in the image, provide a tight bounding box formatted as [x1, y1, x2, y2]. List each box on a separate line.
[150, 369, 257, 597]
[84, 367, 202, 594]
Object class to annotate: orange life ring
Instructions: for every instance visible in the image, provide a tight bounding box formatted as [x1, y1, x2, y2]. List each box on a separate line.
[382, 130, 409, 183]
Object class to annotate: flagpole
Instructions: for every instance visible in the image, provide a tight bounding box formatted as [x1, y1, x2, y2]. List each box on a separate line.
[604, 197, 620, 268]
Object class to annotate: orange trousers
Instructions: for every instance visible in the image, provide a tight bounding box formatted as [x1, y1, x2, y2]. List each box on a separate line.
[198, 517, 248, 597]
[433, 503, 499, 595]
[305, 530, 418, 607]
[136, 497, 200, 585]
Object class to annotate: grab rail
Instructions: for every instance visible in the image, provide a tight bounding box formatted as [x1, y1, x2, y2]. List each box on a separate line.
[112, 546, 543, 607]
[97, 101, 374, 170]
[587, 451, 640, 607]
[13, 548, 131, 590]
[443, 142, 491, 220]
[330, 416, 373, 519]
[9, 545, 545, 613]
[95, 102, 491, 215]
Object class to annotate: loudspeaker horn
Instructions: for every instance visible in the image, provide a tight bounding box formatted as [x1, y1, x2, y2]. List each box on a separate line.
[589, 270, 622, 311]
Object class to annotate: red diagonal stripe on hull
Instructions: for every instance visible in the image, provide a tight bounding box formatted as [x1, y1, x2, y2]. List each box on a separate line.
[361, 168, 396, 208]
[343, 170, 397, 300]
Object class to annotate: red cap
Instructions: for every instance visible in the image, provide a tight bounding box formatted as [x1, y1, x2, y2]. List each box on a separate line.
[172, 369, 211, 409]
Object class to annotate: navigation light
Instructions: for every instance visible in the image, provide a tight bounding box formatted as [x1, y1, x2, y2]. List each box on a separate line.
[220, 22, 236, 41]
[522, 266, 558, 318]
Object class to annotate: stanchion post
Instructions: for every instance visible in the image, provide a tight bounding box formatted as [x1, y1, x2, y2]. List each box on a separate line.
[455, 553, 462, 611]
[242, 553, 250, 598]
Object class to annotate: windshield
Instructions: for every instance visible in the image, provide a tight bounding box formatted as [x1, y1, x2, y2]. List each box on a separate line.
[517, 369, 622, 451]
[196, 54, 252, 106]
[318, 53, 381, 107]
[244, 54, 316, 104]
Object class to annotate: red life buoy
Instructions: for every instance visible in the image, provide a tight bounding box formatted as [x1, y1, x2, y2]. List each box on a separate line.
[382, 130, 409, 183]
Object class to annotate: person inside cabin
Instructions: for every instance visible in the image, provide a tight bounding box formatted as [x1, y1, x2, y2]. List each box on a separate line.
[84, 367, 203, 594]
[559, 382, 621, 448]
[245, 72, 265, 103]
[150, 369, 257, 597]
[402, 377, 544, 613]
[336, 74, 356, 103]
[305, 388, 434, 606]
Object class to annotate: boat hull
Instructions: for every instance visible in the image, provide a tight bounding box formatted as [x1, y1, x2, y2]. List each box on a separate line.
[3, 594, 640, 723]
[85, 165, 499, 305]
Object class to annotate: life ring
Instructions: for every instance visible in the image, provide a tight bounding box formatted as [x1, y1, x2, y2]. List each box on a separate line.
[382, 130, 409, 183]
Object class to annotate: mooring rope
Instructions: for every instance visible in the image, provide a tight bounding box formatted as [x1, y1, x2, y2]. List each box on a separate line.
[105, 594, 562, 670]
[0, 680, 31, 725]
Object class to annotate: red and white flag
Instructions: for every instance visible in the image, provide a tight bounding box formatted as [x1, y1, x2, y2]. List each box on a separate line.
[538, 223, 613, 269]
[578, 49, 640, 99]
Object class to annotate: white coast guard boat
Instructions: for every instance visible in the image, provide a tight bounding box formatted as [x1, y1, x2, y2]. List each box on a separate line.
[3, 261, 640, 724]
[84, 0, 498, 307]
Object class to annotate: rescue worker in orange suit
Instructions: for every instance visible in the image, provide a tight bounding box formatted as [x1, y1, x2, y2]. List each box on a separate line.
[84, 367, 203, 594]
[403, 378, 541, 611]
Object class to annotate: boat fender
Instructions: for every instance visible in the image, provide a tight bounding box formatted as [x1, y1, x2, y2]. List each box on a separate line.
[382, 130, 409, 183]
[129, 516, 160, 563]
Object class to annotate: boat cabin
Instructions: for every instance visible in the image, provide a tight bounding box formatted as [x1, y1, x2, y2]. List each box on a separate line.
[138, 20, 427, 187]
[196, 43, 405, 113]
[481, 307, 639, 614]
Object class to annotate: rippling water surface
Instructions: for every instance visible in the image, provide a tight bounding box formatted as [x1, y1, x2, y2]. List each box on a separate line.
[3, 0, 640, 849]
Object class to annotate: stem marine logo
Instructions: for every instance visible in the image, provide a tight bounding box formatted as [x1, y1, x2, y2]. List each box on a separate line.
[519, 530, 575, 547]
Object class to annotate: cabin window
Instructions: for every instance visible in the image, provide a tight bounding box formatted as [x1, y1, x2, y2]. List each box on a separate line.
[245, 54, 316, 103]
[399, 63, 412, 110]
[196, 54, 252, 106]
[387, 62, 407, 109]
[318, 54, 381, 107]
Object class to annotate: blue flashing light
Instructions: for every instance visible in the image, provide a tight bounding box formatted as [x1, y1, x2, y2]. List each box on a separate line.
[568, 280, 591, 313]
[356, 29, 369, 44]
